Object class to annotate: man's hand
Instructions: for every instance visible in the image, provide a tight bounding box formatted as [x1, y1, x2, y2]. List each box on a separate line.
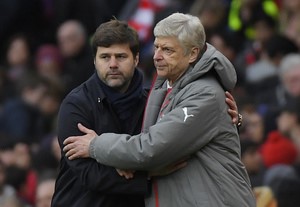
[116, 169, 136, 179]
[225, 91, 239, 125]
[63, 123, 97, 160]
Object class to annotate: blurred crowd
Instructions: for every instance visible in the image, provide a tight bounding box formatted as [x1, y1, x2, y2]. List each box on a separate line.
[0, 0, 300, 206]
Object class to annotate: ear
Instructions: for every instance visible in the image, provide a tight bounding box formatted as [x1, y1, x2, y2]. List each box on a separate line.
[134, 53, 139, 67]
[189, 47, 200, 63]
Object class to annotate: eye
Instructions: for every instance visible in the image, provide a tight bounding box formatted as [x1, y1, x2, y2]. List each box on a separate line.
[116, 54, 128, 61]
[100, 54, 110, 60]
[162, 47, 174, 55]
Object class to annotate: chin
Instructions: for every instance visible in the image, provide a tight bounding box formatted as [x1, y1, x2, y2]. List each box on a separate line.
[107, 80, 122, 88]
[156, 71, 168, 78]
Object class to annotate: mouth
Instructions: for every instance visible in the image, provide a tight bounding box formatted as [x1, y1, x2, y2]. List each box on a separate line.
[107, 72, 122, 77]
[155, 63, 166, 68]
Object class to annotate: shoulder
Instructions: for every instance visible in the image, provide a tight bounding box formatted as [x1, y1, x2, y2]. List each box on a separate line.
[182, 76, 219, 95]
[63, 74, 99, 104]
[60, 82, 94, 113]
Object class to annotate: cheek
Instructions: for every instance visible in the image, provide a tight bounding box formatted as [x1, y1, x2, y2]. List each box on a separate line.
[95, 61, 107, 75]
[164, 57, 179, 71]
[121, 61, 135, 76]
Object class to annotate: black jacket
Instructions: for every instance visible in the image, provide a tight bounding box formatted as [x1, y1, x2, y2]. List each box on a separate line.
[51, 72, 149, 207]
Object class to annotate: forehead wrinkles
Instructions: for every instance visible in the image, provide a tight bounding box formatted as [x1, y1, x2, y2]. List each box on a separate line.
[98, 44, 131, 53]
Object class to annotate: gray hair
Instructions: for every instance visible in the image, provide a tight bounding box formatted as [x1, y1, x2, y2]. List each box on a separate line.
[153, 13, 206, 55]
[279, 53, 300, 78]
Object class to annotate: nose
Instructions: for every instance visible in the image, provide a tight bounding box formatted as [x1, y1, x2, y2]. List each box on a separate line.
[153, 48, 163, 61]
[109, 56, 118, 68]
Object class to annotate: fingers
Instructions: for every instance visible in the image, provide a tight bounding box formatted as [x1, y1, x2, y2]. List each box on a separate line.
[65, 149, 76, 160]
[78, 123, 93, 134]
[116, 169, 135, 179]
[63, 136, 76, 145]
[225, 91, 237, 110]
[63, 141, 82, 160]
[63, 143, 76, 159]
[64, 147, 78, 160]
[67, 151, 81, 160]
[64, 145, 85, 160]
[123, 172, 134, 179]
[225, 97, 234, 108]
[225, 91, 239, 124]
[228, 109, 238, 124]
[225, 91, 234, 100]
[63, 141, 73, 152]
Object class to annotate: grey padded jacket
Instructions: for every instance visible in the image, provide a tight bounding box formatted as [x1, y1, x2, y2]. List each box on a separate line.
[90, 44, 256, 207]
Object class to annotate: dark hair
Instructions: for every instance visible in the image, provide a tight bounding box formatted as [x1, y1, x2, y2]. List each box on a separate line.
[16, 72, 49, 95]
[265, 34, 298, 59]
[273, 177, 300, 207]
[240, 139, 259, 156]
[92, 20, 139, 58]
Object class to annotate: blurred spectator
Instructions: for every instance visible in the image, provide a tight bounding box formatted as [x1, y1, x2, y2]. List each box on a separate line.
[263, 164, 298, 187]
[0, 136, 18, 167]
[240, 105, 266, 144]
[277, 100, 300, 137]
[272, 101, 300, 181]
[1, 34, 33, 98]
[279, 0, 300, 48]
[208, 30, 240, 65]
[34, 44, 65, 91]
[10, 143, 37, 206]
[0, 196, 25, 207]
[0, 138, 38, 205]
[260, 131, 298, 169]
[5, 165, 33, 206]
[253, 186, 276, 207]
[208, 30, 242, 85]
[0, 0, 44, 61]
[227, 0, 278, 42]
[0, 66, 13, 104]
[234, 14, 278, 88]
[0, 73, 48, 144]
[0, 160, 18, 205]
[2, 142, 38, 206]
[32, 134, 60, 175]
[244, 34, 298, 110]
[254, 51, 300, 133]
[56, 20, 94, 93]
[35, 82, 63, 143]
[244, 24, 278, 86]
[53, 0, 129, 36]
[190, 0, 230, 39]
[278, 53, 300, 100]
[241, 139, 265, 187]
[35, 178, 55, 207]
[262, 165, 300, 207]
[273, 176, 300, 207]
[4, 34, 32, 79]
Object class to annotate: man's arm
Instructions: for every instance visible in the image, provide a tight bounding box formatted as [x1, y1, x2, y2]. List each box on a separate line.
[57, 94, 148, 194]
[63, 91, 241, 160]
[64, 90, 238, 171]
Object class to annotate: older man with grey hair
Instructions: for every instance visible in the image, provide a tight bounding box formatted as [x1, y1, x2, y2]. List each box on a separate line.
[279, 53, 300, 98]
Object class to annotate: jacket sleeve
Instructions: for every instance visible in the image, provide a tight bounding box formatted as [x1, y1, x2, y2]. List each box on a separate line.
[57, 93, 148, 194]
[89, 84, 233, 170]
